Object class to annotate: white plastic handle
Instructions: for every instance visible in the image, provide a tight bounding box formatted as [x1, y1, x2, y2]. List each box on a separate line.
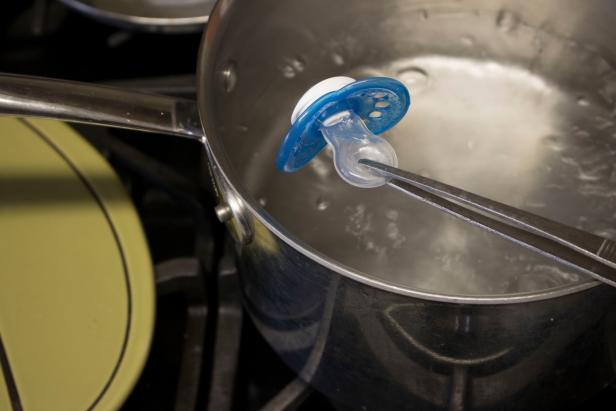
[290, 76, 356, 123]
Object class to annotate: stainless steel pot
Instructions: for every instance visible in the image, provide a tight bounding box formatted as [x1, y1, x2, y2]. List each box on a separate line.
[2, 0, 616, 409]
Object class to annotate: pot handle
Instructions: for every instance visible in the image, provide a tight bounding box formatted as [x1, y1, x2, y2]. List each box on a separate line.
[0, 72, 204, 141]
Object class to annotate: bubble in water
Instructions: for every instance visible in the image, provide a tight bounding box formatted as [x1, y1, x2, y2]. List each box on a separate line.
[281, 65, 296, 79]
[543, 135, 564, 152]
[386, 221, 406, 248]
[310, 156, 333, 179]
[386, 209, 399, 221]
[577, 96, 590, 107]
[460, 35, 475, 47]
[291, 57, 306, 71]
[578, 167, 604, 182]
[316, 197, 330, 211]
[396, 67, 429, 92]
[344, 205, 388, 257]
[281, 56, 306, 79]
[599, 82, 616, 104]
[363, 237, 387, 259]
[595, 115, 614, 130]
[345, 204, 370, 236]
[258, 197, 267, 207]
[579, 184, 616, 198]
[496, 10, 519, 32]
[561, 156, 577, 167]
[561, 153, 607, 182]
[331, 53, 345, 66]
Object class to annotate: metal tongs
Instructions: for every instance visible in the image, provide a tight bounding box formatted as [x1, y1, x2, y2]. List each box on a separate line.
[360, 159, 616, 288]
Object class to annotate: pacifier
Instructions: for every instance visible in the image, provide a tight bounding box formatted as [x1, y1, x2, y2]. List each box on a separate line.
[276, 76, 410, 188]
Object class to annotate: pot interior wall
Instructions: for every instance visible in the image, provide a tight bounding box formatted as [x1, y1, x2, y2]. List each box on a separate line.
[206, 0, 616, 298]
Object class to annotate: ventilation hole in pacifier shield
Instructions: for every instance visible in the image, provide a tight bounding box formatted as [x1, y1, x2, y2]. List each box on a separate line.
[375, 101, 391, 108]
[369, 111, 383, 118]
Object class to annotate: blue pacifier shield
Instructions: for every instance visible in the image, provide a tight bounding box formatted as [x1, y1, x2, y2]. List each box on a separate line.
[276, 77, 411, 172]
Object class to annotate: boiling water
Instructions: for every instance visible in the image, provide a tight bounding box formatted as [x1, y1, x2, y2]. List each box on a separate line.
[249, 10, 616, 297]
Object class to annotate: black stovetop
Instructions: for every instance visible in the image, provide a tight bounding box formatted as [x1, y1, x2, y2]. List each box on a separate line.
[1, 2, 615, 410]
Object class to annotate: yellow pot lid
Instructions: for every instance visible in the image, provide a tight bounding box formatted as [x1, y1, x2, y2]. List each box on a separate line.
[0, 118, 154, 411]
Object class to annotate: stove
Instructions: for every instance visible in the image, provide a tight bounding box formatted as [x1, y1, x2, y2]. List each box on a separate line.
[1, 2, 615, 410]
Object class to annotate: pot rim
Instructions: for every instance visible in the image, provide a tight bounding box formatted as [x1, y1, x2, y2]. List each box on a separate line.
[58, 0, 211, 32]
[196, 0, 601, 305]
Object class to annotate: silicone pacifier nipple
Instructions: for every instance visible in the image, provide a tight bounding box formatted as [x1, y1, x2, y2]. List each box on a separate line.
[320, 110, 398, 188]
